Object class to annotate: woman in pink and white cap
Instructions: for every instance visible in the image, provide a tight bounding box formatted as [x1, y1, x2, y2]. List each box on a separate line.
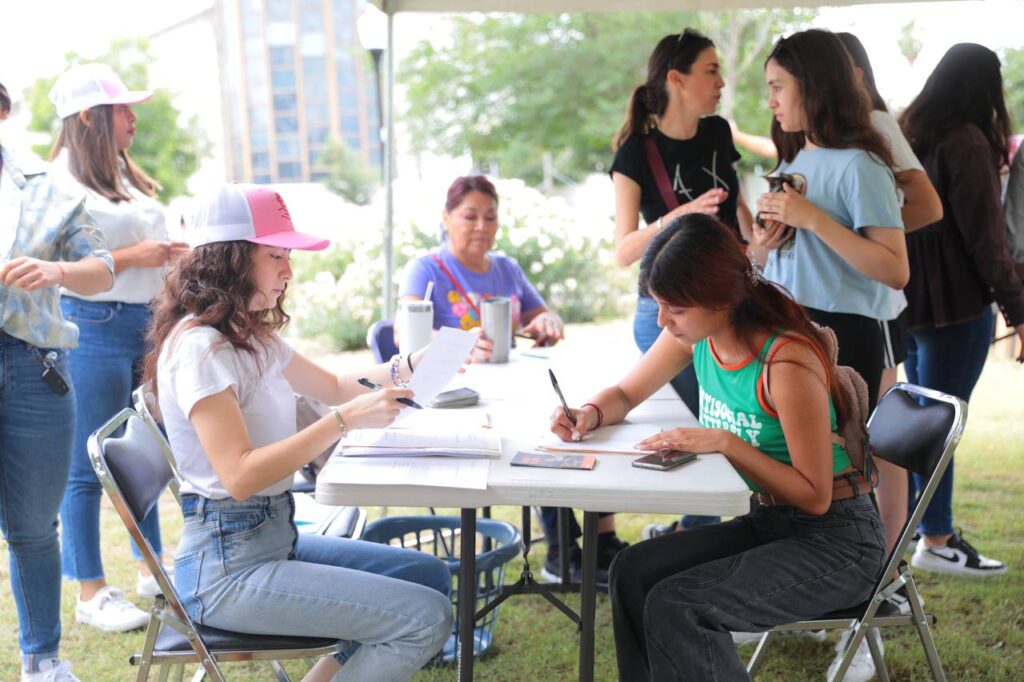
[48, 63, 188, 635]
[141, 184, 452, 680]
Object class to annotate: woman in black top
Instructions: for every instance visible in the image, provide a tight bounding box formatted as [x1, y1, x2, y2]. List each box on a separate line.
[898, 43, 1024, 578]
[611, 29, 752, 536]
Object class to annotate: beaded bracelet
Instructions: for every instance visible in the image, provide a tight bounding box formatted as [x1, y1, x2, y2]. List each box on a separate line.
[582, 402, 604, 429]
[390, 354, 408, 387]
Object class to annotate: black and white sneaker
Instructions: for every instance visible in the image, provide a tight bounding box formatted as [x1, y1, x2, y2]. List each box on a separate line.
[904, 531, 921, 554]
[886, 585, 925, 616]
[910, 531, 1007, 577]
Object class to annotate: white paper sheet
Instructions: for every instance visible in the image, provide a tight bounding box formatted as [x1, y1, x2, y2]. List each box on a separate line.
[391, 407, 492, 431]
[537, 422, 662, 454]
[405, 326, 478, 406]
[327, 456, 490, 489]
[342, 426, 501, 458]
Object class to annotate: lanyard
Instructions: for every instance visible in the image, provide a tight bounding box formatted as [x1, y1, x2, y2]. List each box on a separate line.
[431, 253, 481, 319]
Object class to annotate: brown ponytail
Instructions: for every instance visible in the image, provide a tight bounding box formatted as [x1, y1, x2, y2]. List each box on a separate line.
[613, 29, 715, 150]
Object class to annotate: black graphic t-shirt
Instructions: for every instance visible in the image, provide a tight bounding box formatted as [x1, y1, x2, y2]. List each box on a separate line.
[611, 116, 741, 234]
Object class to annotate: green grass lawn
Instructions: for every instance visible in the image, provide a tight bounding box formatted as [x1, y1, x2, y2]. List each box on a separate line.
[2, 326, 1021, 680]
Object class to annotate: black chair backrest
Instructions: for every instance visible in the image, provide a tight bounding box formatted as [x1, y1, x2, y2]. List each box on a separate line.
[100, 411, 175, 524]
[867, 385, 962, 479]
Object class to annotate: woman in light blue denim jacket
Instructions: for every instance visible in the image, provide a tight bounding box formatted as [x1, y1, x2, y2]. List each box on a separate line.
[1, 82, 115, 682]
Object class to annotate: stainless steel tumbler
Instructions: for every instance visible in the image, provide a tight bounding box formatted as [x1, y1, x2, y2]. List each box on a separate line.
[481, 297, 512, 363]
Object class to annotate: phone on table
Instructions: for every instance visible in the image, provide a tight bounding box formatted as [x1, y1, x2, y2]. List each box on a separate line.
[631, 449, 698, 471]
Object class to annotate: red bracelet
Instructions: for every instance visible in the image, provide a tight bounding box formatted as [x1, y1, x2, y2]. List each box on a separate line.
[582, 402, 604, 429]
[57, 263, 65, 286]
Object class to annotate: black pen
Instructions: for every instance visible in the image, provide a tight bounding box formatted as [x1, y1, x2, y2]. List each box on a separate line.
[357, 377, 423, 409]
[548, 369, 576, 426]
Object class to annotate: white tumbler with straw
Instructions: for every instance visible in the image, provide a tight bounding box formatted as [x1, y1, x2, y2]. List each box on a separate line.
[398, 281, 434, 355]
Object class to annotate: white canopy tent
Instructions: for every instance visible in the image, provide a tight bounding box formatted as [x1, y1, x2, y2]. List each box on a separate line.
[365, 0, 936, 317]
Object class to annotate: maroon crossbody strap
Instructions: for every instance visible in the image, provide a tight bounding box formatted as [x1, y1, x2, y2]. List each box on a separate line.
[644, 136, 680, 211]
[431, 253, 481, 319]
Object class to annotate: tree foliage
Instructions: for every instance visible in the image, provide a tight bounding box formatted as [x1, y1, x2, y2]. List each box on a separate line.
[1003, 47, 1024, 133]
[25, 38, 205, 202]
[317, 139, 380, 206]
[400, 10, 815, 185]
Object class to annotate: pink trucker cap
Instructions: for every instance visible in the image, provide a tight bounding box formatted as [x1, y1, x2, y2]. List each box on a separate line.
[49, 63, 153, 120]
[188, 184, 330, 251]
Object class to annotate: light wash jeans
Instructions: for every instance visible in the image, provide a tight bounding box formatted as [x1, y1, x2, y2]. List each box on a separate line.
[635, 296, 718, 529]
[176, 493, 452, 681]
[0, 332, 75, 670]
[60, 299, 162, 580]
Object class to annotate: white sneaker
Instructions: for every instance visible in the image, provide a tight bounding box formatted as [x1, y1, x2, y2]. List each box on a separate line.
[137, 567, 172, 599]
[21, 659, 80, 682]
[911, 531, 1007, 578]
[827, 628, 883, 682]
[641, 521, 680, 540]
[886, 585, 925, 616]
[75, 586, 149, 632]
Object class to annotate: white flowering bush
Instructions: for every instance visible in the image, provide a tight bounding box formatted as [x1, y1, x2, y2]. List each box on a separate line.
[288, 179, 634, 350]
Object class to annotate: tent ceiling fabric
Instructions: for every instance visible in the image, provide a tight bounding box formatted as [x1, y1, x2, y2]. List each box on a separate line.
[370, 0, 921, 12]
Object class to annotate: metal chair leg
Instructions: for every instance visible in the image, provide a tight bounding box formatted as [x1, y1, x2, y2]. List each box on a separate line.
[270, 659, 291, 681]
[745, 631, 777, 677]
[866, 628, 890, 682]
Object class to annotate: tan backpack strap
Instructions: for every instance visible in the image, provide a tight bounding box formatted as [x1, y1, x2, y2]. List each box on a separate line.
[759, 334, 832, 417]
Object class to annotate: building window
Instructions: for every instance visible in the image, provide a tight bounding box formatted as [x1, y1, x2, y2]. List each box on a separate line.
[278, 162, 302, 179]
[271, 70, 296, 88]
[267, 0, 291, 21]
[305, 105, 330, 126]
[277, 138, 301, 159]
[273, 93, 297, 112]
[251, 152, 270, 169]
[254, 173, 273, 184]
[251, 129, 269, 148]
[275, 116, 299, 133]
[307, 126, 330, 145]
[270, 46, 293, 67]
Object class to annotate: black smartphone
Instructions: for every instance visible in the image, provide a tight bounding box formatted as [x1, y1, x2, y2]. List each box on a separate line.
[631, 449, 698, 471]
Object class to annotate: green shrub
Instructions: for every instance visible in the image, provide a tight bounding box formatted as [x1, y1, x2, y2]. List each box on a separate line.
[288, 179, 634, 350]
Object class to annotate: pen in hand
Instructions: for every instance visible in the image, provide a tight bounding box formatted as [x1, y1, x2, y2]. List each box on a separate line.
[357, 377, 423, 409]
[548, 368, 577, 428]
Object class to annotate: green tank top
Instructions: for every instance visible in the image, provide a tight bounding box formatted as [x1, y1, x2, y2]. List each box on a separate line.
[693, 333, 851, 493]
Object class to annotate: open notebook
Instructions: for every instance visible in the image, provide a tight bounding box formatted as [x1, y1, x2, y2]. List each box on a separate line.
[341, 427, 502, 458]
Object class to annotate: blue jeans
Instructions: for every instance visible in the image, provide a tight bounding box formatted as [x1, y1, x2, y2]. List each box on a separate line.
[904, 307, 995, 536]
[0, 332, 75, 668]
[59, 299, 161, 580]
[611, 496, 886, 680]
[636, 296, 718, 529]
[177, 493, 452, 680]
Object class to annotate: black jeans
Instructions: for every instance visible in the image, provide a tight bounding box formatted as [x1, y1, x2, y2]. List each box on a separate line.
[805, 307, 884, 413]
[610, 496, 885, 681]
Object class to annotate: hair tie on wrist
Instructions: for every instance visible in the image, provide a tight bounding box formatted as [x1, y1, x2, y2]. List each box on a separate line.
[407, 353, 415, 373]
[57, 263, 66, 286]
[582, 402, 604, 429]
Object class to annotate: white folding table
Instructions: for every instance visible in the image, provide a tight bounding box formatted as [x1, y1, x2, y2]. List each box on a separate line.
[317, 348, 751, 681]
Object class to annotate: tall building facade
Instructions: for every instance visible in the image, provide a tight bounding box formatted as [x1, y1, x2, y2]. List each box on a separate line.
[215, 0, 381, 183]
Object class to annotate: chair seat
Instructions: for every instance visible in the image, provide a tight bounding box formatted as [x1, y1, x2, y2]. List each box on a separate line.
[154, 622, 338, 653]
[811, 598, 901, 622]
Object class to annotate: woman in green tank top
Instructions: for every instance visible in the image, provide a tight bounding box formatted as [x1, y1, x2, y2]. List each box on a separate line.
[549, 214, 885, 680]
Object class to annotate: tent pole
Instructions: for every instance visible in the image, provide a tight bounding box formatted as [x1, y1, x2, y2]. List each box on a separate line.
[382, 6, 396, 320]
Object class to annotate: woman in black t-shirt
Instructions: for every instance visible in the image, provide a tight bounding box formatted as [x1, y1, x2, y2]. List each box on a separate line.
[610, 29, 753, 536]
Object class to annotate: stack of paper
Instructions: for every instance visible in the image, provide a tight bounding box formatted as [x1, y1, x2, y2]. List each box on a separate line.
[536, 423, 661, 455]
[342, 427, 502, 458]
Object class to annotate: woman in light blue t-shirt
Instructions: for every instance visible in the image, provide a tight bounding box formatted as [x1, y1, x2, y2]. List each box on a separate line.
[751, 29, 908, 408]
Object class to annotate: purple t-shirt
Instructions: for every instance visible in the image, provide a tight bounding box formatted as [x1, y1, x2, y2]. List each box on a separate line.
[400, 247, 545, 331]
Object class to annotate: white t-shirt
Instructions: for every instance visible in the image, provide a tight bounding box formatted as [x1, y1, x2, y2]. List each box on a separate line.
[870, 110, 923, 174]
[870, 110, 923, 320]
[49, 149, 169, 303]
[157, 321, 296, 499]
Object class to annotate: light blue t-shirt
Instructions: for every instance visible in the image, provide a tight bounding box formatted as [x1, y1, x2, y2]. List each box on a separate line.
[764, 147, 903, 319]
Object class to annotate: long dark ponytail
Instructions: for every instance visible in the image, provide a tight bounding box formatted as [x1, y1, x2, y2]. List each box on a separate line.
[613, 29, 714, 150]
[640, 214, 850, 422]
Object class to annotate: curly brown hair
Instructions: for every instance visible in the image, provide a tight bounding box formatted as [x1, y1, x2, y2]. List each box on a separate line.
[142, 241, 290, 396]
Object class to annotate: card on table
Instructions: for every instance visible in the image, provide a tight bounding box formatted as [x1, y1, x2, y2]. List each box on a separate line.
[511, 451, 597, 470]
